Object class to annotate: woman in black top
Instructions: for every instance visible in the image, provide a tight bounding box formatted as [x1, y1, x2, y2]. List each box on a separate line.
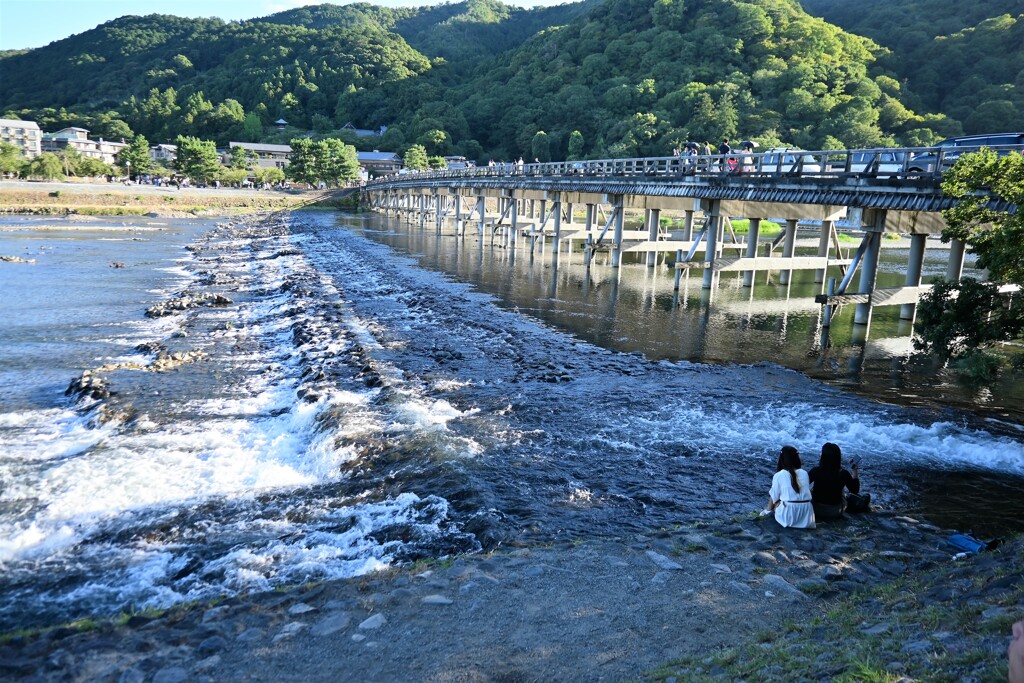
[808, 442, 860, 519]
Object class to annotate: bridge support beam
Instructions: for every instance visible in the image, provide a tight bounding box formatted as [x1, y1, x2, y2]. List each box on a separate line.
[611, 195, 625, 268]
[682, 210, 694, 242]
[854, 211, 885, 325]
[815, 221, 833, 284]
[946, 238, 966, 280]
[646, 208, 661, 267]
[741, 218, 762, 287]
[779, 219, 798, 285]
[900, 233, 928, 320]
[703, 200, 721, 289]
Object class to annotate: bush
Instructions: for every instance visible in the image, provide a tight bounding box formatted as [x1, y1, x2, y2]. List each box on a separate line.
[952, 350, 1002, 383]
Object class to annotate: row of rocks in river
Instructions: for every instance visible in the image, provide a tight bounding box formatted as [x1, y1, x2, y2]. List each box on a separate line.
[2, 512, 1016, 682]
[145, 293, 233, 318]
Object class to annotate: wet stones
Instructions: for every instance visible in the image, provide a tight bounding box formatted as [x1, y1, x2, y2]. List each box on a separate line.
[0, 255, 36, 264]
[65, 371, 111, 400]
[145, 293, 233, 318]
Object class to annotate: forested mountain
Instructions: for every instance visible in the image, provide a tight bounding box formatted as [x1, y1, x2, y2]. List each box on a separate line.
[261, 0, 591, 63]
[800, 0, 1024, 135]
[0, 0, 1003, 163]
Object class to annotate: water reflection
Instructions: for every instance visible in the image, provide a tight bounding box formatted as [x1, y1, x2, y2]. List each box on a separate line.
[349, 213, 1023, 423]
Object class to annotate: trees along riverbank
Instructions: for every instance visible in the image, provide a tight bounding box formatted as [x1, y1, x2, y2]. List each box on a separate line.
[914, 151, 1024, 381]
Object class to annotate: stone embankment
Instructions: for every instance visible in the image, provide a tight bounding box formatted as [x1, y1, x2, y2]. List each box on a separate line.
[2, 512, 1018, 682]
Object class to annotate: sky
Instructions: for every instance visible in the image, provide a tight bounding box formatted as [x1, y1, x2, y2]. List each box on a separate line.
[0, 0, 572, 50]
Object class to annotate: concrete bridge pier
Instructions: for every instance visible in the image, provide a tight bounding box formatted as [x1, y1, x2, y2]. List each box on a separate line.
[815, 221, 833, 284]
[854, 211, 886, 326]
[946, 238, 966, 280]
[682, 210, 694, 242]
[610, 195, 625, 268]
[779, 219, 798, 285]
[641, 209, 661, 267]
[702, 200, 721, 289]
[900, 234, 928, 320]
[508, 192, 518, 249]
[741, 218, 762, 287]
[453, 194, 462, 236]
[549, 192, 562, 249]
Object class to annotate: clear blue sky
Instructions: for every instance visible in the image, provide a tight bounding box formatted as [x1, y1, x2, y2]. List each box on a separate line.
[0, 0, 572, 50]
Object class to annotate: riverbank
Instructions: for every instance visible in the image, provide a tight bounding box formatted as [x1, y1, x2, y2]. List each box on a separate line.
[0, 180, 349, 217]
[1, 512, 1016, 682]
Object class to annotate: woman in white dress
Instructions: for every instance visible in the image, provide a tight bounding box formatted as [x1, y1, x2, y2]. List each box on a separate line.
[767, 446, 816, 529]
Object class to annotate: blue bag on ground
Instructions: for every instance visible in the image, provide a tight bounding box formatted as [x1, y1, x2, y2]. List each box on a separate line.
[947, 533, 988, 554]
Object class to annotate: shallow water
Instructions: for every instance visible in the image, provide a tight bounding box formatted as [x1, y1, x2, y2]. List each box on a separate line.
[0, 211, 1021, 631]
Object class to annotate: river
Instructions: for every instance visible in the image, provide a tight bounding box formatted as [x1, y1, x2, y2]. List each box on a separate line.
[0, 210, 1021, 631]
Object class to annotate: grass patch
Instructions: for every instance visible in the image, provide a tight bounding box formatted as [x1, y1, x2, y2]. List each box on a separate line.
[646, 543, 1021, 683]
[728, 218, 783, 235]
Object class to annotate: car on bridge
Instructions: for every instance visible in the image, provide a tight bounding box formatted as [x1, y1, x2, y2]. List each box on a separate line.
[750, 148, 822, 175]
[827, 150, 907, 176]
[907, 132, 1024, 173]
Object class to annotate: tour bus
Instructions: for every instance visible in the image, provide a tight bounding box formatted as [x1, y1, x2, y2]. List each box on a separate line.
[907, 132, 1024, 173]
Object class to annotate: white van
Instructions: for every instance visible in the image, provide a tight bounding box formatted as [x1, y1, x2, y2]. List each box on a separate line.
[827, 150, 907, 176]
[748, 148, 822, 175]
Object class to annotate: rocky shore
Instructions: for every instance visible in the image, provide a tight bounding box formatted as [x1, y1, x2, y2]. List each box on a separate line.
[2, 512, 1018, 682]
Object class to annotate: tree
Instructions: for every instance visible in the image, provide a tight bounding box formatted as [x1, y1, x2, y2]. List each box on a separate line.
[174, 135, 221, 183]
[286, 137, 319, 186]
[0, 142, 26, 175]
[26, 153, 63, 180]
[912, 149, 1024, 373]
[315, 138, 359, 186]
[531, 131, 551, 163]
[941, 149, 1024, 285]
[566, 131, 585, 161]
[914, 278, 1024, 363]
[228, 145, 250, 170]
[403, 144, 429, 170]
[117, 134, 152, 176]
[55, 147, 81, 176]
[417, 129, 451, 156]
[77, 157, 111, 178]
[241, 113, 263, 142]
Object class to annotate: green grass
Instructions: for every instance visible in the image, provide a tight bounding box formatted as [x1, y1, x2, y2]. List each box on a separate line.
[728, 218, 783, 235]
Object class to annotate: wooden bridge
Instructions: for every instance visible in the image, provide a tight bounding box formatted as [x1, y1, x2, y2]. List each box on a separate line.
[361, 146, 1020, 331]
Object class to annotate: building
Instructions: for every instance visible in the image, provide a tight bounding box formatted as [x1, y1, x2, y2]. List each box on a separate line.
[342, 122, 388, 138]
[149, 144, 177, 164]
[227, 142, 291, 169]
[41, 127, 126, 165]
[357, 150, 402, 177]
[0, 118, 42, 158]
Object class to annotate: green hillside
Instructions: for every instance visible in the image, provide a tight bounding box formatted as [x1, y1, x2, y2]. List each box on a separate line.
[0, 0, 991, 161]
[800, 0, 1024, 135]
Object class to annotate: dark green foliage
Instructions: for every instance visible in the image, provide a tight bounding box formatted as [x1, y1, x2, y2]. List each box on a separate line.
[801, 0, 1023, 137]
[286, 137, 359, 186]
[913, 278, 1024, 362]
[0, 0, 1014, 162]
[173, 135, 220, 183]
[117, 135, 152, 175]
[403, 144, 429, 170]
[941, 149, 1024, 285]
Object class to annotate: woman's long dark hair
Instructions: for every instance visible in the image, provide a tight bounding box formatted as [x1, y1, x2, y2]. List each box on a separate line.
[778, 445, 802, 492]
[819, 442, 842, 472]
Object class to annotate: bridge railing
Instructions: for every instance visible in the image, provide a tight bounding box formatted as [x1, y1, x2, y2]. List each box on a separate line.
[365, 145, 1024, 187]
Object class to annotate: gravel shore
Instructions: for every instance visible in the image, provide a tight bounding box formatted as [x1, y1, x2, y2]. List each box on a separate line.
[3, 512, 1018, 682]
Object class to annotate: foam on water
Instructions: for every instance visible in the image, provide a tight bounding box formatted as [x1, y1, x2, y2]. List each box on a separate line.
[631, 391, 1024, 474]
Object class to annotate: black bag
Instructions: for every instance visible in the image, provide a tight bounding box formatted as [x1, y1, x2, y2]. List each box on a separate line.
[846, 492, 871, 513]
